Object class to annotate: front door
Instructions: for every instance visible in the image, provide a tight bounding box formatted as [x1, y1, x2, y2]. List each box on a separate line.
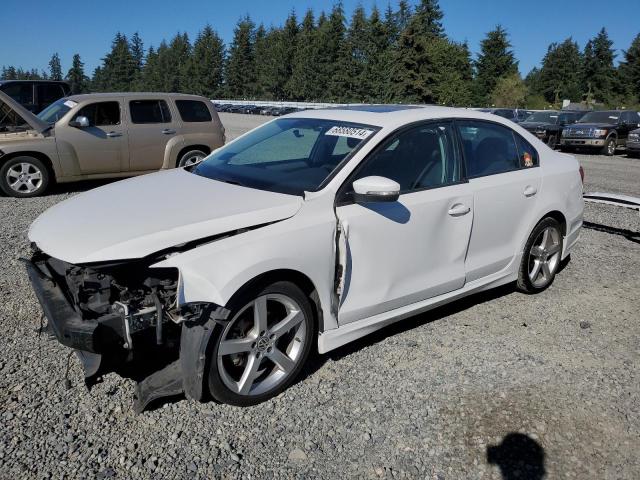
[336, 121, 474, 325]
[57, 99, 128, 174]
[127, 98, 181, 171]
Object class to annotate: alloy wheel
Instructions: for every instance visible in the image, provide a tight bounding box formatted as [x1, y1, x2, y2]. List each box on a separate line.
[179, 152, 205, 167]
[528, 226, 562, 288]
[216, 294, 307, 396]
[607, 140, 616, 155]
[5, 162, 44, 194]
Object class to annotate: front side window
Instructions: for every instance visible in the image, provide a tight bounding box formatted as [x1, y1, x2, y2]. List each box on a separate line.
[130, 100, 172, 124]
[458, 121, 520, 177]
[194, 118, 378, 195]
[345, 122, 460, 197]
[175, 100, 212, 122]
[73, 102, 120, 126]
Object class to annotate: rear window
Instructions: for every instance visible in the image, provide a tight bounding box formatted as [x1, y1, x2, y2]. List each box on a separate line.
[175, 100, 212, 122]
[130, 100, 172, 124]
[37, 84, 65, 105]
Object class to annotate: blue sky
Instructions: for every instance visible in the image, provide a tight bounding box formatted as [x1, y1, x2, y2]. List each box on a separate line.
[2, 0, 639, 77]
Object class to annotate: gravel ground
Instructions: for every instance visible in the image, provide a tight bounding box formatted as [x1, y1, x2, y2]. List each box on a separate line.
[1, 115, 639, 479]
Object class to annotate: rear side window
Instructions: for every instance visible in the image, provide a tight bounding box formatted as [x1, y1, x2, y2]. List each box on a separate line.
[37, 84, 65, 105]
[457, 121, 520, 177]
[175, 100, 212, 122]
[514, 135, 539, 168]
[130, 100, 172, 124]
[1, 83, 33, 105]
[73, 102, 120, 126]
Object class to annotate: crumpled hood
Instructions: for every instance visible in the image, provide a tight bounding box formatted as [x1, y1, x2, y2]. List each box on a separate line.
[29, 169, 303, 264]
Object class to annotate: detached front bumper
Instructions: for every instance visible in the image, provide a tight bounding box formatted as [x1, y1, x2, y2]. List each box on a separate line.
[560, 138, 606, 147]
[24, 258, 125, 353]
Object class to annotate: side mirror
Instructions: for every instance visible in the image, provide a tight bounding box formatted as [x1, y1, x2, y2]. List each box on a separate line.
[69, 116, 90, 128]
[353, 176, 400, 203]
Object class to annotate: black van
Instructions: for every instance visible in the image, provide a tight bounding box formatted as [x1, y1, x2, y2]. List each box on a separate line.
[0, 80, 70, 113]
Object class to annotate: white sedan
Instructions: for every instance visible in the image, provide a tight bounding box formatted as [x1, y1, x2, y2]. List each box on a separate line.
[25, 105, 583, 410]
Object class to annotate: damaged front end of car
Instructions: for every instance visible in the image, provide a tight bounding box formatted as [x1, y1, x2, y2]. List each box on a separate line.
[23, 248, 228, 413]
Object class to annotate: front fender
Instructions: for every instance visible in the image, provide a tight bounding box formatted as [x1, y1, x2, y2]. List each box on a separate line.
[153, 206, 338, 331]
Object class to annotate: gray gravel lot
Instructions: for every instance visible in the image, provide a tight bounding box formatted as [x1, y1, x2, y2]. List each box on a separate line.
[1, 114, 639, 479]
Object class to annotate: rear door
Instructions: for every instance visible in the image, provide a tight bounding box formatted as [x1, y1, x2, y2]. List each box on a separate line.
[457, 120, 542, 282]
[127, 97, 182, 171]
[56, 99, 128, 174]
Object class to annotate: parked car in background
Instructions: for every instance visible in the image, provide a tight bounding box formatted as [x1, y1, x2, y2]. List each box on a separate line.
[560, 110, 640, 155]
[0, 91, 225, 197]
[477, 108, 531, 123]
[627, 128, 640, 157]
[0, 80, 70, 113]
[24, 105, 583, 409]
[520, 110, 584, 147]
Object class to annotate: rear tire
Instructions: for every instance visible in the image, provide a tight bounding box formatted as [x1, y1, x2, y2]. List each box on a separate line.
[206, 281, 315, 406]
[177, 149, 207, 168]
[0, 156, 50, 197]
[517, 217, 564, 294]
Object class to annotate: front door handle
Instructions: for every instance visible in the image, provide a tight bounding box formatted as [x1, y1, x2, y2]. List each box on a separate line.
[162, 129, 176, 135]
[106, 131, 122, 138]
[524, 185, 538, 197]
[448, 204, 471, 217]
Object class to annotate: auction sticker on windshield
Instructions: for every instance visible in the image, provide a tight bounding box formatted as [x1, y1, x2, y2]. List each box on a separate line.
[325, 126, 374, 140]
[63, 100, 78, 108]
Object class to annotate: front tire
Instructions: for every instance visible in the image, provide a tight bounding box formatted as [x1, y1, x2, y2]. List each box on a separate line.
[0, 156, 50, 197]
[207, 281, 315, 406]
[601, 136, 616, 156]
[517, 218, 563, 294]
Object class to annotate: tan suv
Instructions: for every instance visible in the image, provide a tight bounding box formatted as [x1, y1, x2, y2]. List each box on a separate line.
[0, 91, 225, 197]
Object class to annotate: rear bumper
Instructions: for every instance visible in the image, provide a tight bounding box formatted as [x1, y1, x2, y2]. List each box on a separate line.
[24, 258, 125, 354]
[560, 138, 606, 147]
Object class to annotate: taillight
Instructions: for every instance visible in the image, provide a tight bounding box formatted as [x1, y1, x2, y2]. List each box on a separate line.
[579, 165, 585, 183]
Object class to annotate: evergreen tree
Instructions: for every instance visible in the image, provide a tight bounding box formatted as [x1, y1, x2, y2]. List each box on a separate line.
[337, 5, 369, 102]
[99, 33, 137, 91]
[187, 25, 225, 98]
[473, 26, 518, 106]
[538, 38, 583, 103]
[618, 33, 640, 104]
[225, 16, 256, 98]
[162, 32, 192, 92]
[288, 10, 323, 101]
[66, 54, 88, 94]
[581, 28, 616, 103]
[491, 72, 527, 107]
[364, 6, 394, 102]
[129, 32, 145, 90]
[49, 53, 62, 81]
[430, 39, 473, 106]
[323, 3, 348, 101]
[390, 0, 447, 103]
[1, 66, 18, 80]
[141, 45, 161, 91]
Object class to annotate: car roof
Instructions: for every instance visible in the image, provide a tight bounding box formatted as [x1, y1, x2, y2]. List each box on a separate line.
[285, 105, 522, 129]
[66, 92, 209, 102]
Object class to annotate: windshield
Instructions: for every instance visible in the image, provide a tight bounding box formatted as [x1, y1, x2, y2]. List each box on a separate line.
[525, 111, 559, 123]
[37, 98, 76, 124]
[194, 118, 378, 195]
[578, 111, 619, 124]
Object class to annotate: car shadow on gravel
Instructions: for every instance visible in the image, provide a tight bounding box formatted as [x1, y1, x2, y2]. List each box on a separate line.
[487, 433, 546, 479]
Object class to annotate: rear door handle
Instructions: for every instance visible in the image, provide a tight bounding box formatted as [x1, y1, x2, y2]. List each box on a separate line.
[106, 131, 122, 138]
[448, 204, 471, 216]
[162, 129, 176, 135]
[524, 185, 538, 197]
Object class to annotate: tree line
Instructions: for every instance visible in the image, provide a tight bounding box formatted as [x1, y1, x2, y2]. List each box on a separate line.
[2, 0, 639, 109]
